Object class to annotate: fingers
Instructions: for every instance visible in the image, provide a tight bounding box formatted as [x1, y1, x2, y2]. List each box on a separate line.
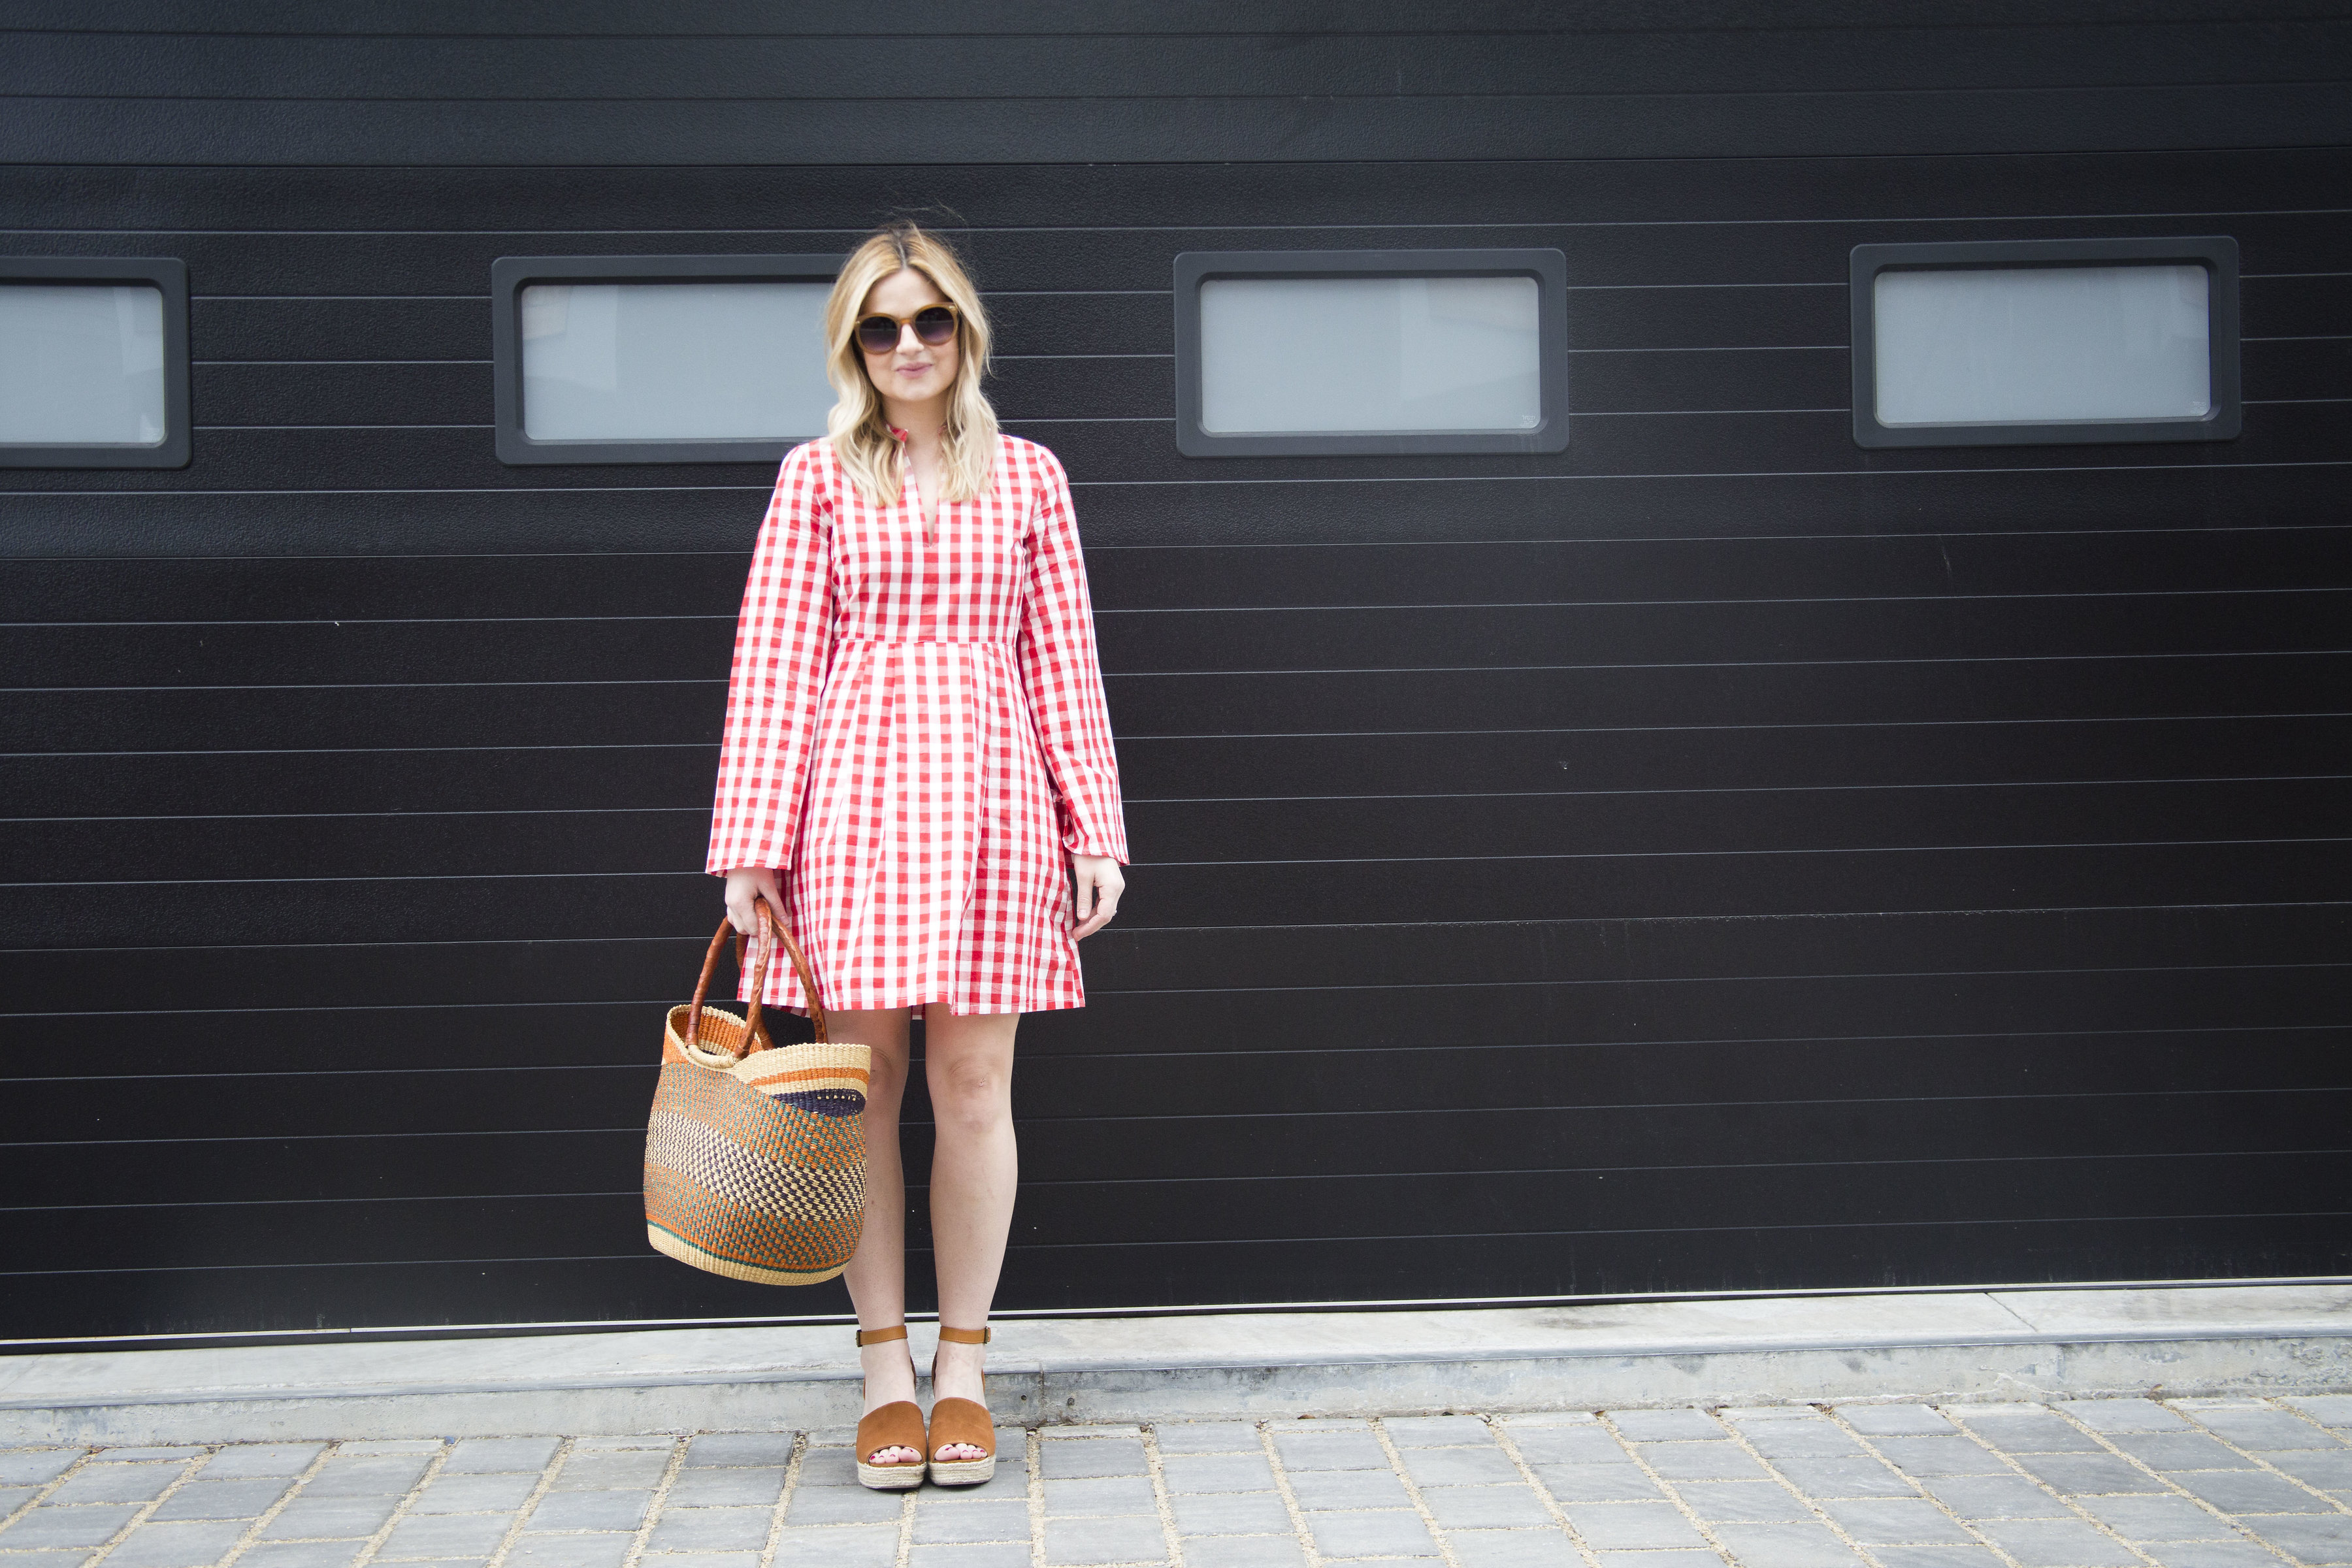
[1070, 866, 1121, 941]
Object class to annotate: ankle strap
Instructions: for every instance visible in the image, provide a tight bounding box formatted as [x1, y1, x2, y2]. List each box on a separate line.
[937, 1325, 991, 1345]
[855, 1324, 908, 1347]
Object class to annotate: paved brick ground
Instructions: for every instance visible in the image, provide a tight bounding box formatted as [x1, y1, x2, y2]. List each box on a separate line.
[3, 1395, 2347, 1567]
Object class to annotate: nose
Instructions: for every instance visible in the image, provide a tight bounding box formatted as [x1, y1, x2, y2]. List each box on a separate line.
[899, 323, 924, 354]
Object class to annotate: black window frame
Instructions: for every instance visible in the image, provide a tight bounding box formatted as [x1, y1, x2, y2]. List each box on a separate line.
[1173, 248, 1571, 457]
[1850, 235, 2241, 449]
[491, 253, 844, 465]
[0, 256, 190, 469]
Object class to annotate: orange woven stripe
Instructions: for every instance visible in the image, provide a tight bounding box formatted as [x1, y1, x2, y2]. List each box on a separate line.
[741, 1066, 872, 1088]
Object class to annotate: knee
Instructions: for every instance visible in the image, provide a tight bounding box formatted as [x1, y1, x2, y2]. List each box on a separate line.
[929, 1056, 1011, 1139]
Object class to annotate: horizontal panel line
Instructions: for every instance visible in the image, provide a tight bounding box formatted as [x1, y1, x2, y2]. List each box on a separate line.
[7, 836, 2346, 889]
[4, 904, 2341, 959]
[8, 773, 2342, 826]
[5, 960, 2342, 1025]
[194, 424, 494, 431]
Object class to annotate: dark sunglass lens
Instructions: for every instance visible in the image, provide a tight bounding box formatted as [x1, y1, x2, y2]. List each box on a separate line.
[913, 306, 958, 345]
[855, 315, 900, 353]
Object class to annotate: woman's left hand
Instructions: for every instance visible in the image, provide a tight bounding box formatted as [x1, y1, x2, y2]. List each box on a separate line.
[1070, 854, 1124, 939]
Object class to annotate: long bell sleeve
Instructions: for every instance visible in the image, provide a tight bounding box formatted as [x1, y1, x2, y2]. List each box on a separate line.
[706, 442, 835, 875]
[1016, 448, 1129, 864]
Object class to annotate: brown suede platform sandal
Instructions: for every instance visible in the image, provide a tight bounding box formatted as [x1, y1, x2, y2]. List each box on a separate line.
[853, 1326, 928, 1491]
[926, 1325, 996, 1486]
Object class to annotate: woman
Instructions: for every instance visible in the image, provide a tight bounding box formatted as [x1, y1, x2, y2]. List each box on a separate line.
[707, 220, 1128, 1490]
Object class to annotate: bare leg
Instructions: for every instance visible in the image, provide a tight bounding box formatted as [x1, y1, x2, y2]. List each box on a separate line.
[836, 1007, 917, 1463]
[923, 1007, 1020, 1461]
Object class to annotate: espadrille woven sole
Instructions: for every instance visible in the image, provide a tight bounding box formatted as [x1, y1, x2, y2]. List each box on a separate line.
[857, 1458, 927, 1490]
[926, 1454, 995, 1486]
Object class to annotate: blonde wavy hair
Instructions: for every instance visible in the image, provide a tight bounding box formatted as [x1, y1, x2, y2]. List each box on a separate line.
[823, 220, 999, 508]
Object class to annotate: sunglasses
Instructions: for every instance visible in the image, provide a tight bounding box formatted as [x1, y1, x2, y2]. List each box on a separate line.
[855, 303, 960, 355]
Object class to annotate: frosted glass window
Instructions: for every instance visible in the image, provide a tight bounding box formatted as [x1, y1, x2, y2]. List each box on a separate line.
[0, 284, 167, 446]
[1199, 274, 1541, 434]
[1873, 263, 2212, 427]
[519, 281, 832, 441]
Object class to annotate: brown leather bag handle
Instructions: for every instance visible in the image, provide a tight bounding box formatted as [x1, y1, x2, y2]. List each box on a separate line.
[684, 896, 830, 1055]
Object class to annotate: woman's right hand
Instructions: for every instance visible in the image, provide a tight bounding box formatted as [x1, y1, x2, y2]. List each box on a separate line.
[723, 866, 784, 937]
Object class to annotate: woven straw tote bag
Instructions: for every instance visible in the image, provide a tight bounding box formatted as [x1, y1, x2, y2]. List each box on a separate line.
[644, 898, 872, 1285]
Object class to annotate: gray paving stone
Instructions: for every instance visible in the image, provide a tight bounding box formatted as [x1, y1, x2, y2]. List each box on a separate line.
[1, 1504, 141, 1551]
[0, 1484, 35, 1513]
[302, 1456, 434, 1497]
[1841, 1407, 1958, 1437]
[2074, 1493, 2232, 1541]
[1920, 1473, 2069, 1519]
[92, 1449, 203, 1463]
[1445, 1529, 1578, 1568]
[1153, 1422, 1264, 1455]
[2172, 1469, 2331, 1514]
[785, 1480, 905, 1524]
[1870, 1548, 2008, 1568]
[552, 1450, 671, 1490]
[1561, 1500, 1709, 1550]
[410, 1470, 540, 1514]
[1593, 1552, 1722, 1568]
[1284, 1467, 1413, 1511]
[259, 1493, 402, 1539]
[1179, 1537, 1309, 1568]
[648, 1505, 774, 1551]
[1039, 1438, 1148, 1480]
[1971, 1517, 2142, 1567]
[2014, 1452, 2164, 1495]
[48, 1463, 182, 1504]
[643, 1554, 760, 1568]
[1746, 1427, 1871, 1460]
[662, 1466, 785, 1508]
[376, 1510, 515, 1559]
[1508, 1426, 1629, 1466]
[2060, 1401, 2193, 1435]
[1818, 1497, 1978, 1544]
[1306, 1508, 1437, 1560]
[1170, 1490, 1292, 1537]
[1269, 1429, 1387, 1471]
[106, 1517, 252, 1567]
[200, 1444, 329, 1479]
[335, 1442, 442, 1458]
[910, 1497, 1032, 1544]
[150, 1474, 294, 1518]
[2242, 1512, 2352, 1565]
[1609, 1410, 1725, 1442]
[1401, 1445, 1523, 1488]
[1961, 1413, 2104, 1454]
[524, 1488, 653, 1531]
[908, 1544, 1034, 1568]
[2273, 1450, 2352, 1490]
[1043, 1475, 1157, 1518]
[443, 1437, 563, 1475]
[0, 1450, 82, 1486]
[768, 1522, 899, 1566]
[1641, 1440, 1768, 1480]
[1674, 1479, 1814, 1522]
[2183, 1407, 2341, 1452]
[1770, 1456, 1916, 1498]
[2141, 1544, 2301, 1568]
[1529, 1462, 1661, 1501]
[683, 1433, 798, 1469]
[1711, 1519, 1870, 1567]
[1043, 1512, 1170, 1565]
[504, 1535, 632, 1568]
[2290, 1397, 2352, 1429]
[235, 1542, 372, 1568]
[2119, 1433, 2255, 1471]
[1876, 1437, 2008, 1477]
[1384, 1415, 1495, 1446]
[1162, 1452, 1277, 1494]
[1422, 1483, 1554, 1529]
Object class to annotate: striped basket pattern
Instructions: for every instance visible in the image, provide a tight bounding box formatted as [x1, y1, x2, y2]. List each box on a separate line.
[644, 902, 871, 1286]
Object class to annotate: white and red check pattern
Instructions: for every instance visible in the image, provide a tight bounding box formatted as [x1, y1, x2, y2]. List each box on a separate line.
[707, 433, 1128, 1017]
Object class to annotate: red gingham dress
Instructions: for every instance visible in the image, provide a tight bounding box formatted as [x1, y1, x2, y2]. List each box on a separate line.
[705, 433, 1128, 1017]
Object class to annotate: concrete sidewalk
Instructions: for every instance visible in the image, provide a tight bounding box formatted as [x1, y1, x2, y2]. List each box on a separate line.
[4, 1286, 2348, 1448]
[3, 1394, 2349, 1567]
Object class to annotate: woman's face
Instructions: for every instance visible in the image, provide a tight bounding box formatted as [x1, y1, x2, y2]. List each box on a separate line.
[858, 267, 959, 410]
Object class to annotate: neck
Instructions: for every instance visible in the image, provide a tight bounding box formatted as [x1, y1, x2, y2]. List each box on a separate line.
[881, 396, 949, 454]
